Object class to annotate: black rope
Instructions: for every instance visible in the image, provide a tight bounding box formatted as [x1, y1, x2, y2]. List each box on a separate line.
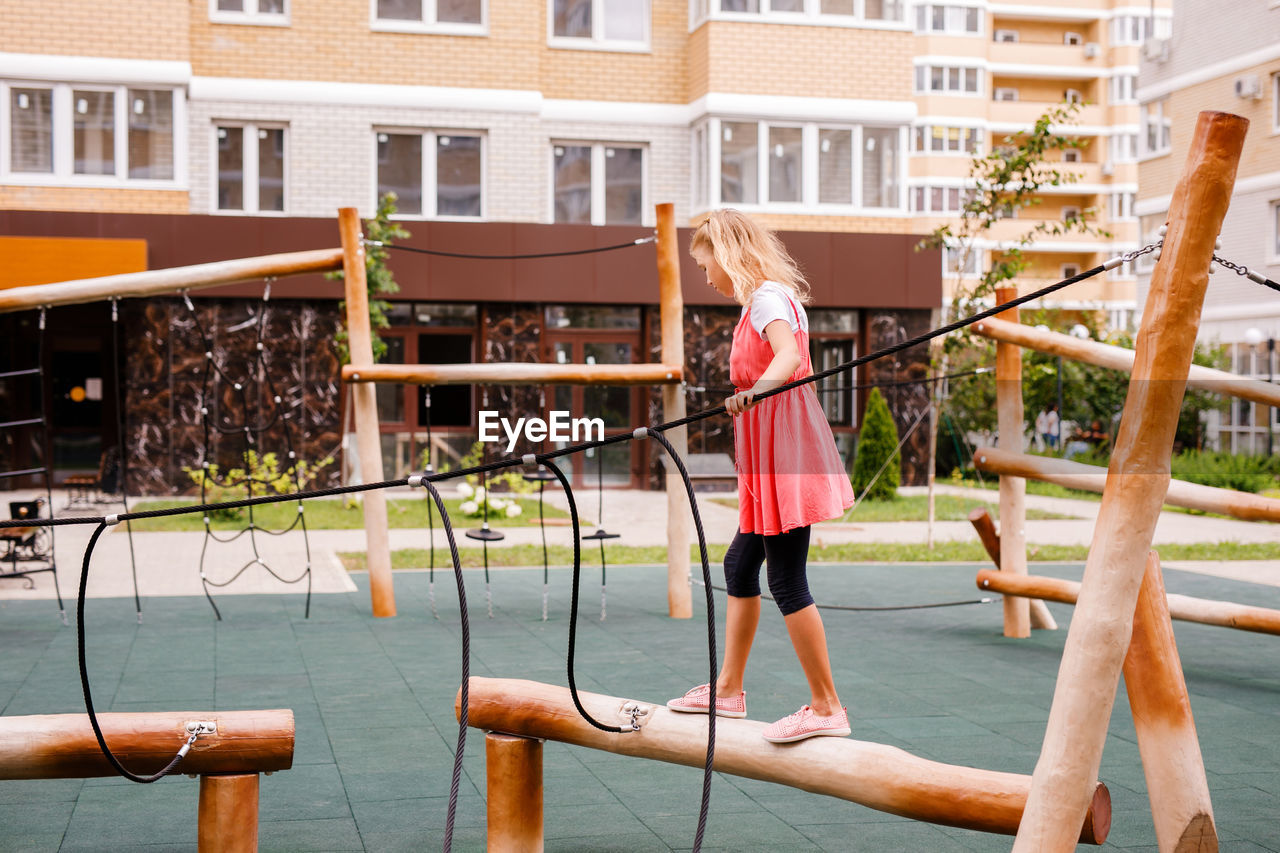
[77, 523, 194, 782]
[374, 236, 654, 261]
[694, 366, 993, 397]
[421, 480, 469, 853]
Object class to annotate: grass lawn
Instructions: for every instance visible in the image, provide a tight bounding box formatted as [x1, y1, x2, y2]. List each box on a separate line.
[709, 493, 1078, 521]
[126, 495, 567, 531]
[337, 538, 1280, 571]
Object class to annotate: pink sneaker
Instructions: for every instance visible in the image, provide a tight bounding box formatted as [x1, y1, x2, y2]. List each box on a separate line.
[762, 706, 850, 743]
[666, 683, 747, 718]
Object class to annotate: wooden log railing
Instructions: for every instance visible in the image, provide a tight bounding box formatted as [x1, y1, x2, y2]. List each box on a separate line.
[0, 710, 294, 853]
[460, 677, 1109, 846]
[341, 362, 683, 386]
[0, 249, 343, 314]
[973, 446, 1280, 524]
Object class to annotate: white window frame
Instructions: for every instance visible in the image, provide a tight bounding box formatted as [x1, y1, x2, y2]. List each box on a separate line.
[700, 117, 907, 214]
[209, 0, 290, 26]
[916, 4, 982, 36]
[549, 140, 648, 226]
[1064, 88, 1085, 105]
[943, 245, 979, 277]
[549, 0, 651, 52]
[1110, 131, 1138, 163]
[993, 87, 1019, 102]
[1063, 31, 1082, 46]
[1273, 72, 1280, 134]
[1140, 98, 1172, 158]
[211, 122, 289, 215]
[1269, 199, 1280, 266]
[1110, 191, 1135, 221]
[1061, 206, 1081, 222]
[1061, 263, 1080, 279]
[914, 64, 984, 96]
[1110, 74, 1136, 104]
[370, 0, 487, 34]
[993, 29, 1018, 42]
[1062, 148, 1081, 163]
[693, 0, 909, 29]
[0, 81, 185, 188]
[913, 124, 983, 156]
[373, 128, 486, 220]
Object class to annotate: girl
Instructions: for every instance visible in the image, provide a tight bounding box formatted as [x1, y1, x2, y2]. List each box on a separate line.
[668, 209, 855, 743]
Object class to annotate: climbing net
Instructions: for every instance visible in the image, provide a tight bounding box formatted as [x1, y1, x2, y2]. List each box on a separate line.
[181, 284, 314, 619]
[9, 237, 1279, 851]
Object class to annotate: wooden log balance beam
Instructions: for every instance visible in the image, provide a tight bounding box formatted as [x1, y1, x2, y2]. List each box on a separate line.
[459, 677, 1110, 844]
[0, 710, 294, 853]
[341, 362, 683, 386]
[0, 249, 344, 314]
[972, 315, 1280, 410]
[976, 568, 1280, 636]
[974, 445, 1280, 524]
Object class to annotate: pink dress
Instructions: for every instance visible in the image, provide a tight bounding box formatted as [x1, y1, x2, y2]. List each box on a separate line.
[731, 289, 855, 536]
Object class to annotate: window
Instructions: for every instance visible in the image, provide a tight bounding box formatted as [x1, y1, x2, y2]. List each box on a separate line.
[943, 246, 978, 275]
[1110, 192, 1135, 220]
[809, 314, 859, 433]
[1061, 206, 1081, 222]
[915, 4, 981, 34]
[699, 0, 904, 23]
[210, 0, 287, 24]
[552, 142, 644, 225]
[1061, 263, 1080, 279]
[1271, 200, 1280, 261]
[1062, 148, 1081, 163]
[1063, 31, 1082, 46]
[374, 0, 484, 30]
[993, 29, 1018, 42]
[914, 124, 983, 154]
[1110, 74, 1135, 104]
[1141, 98, 1172, 156]
[1111, 15, 1150, 45]
[911, 185, 968, 213]
[3, 82, 180, 184]
[376, 130, 482, 218]
[994, 87, 1019, 101]
[1064, 88, 1084, 105]
[1274, 73, 1280, 132]
[1111, 132, 1138, 163]
[914, 64, 982, 94]
[551, 0, 648, 49]
[699, 119, 905, 211]
[215, 123, 286, 213]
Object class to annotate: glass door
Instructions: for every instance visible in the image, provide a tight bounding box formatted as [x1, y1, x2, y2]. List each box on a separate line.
[545, 335, 640, 488]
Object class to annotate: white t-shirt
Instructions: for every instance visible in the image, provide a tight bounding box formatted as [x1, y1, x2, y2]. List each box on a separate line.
[746, 281, 808, 340]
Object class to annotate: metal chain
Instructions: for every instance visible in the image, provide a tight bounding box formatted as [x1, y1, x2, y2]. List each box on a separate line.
[1121, 240, 1162, 265]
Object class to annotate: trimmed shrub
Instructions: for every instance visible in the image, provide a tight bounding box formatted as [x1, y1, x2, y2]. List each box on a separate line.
[852, 387, 902, 501]
[1171, 450, 1280, 494]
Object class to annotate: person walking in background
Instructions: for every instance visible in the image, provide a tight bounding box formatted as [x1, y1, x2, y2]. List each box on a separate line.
[667, 209, 855, 743]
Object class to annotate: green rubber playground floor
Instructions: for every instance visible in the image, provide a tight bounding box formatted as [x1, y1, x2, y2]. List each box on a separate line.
[2, 562, 1278, 852]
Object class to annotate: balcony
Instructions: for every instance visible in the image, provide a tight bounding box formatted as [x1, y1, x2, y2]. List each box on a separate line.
[988, 100, 1104, 129]
[988, 42, 1106, 77]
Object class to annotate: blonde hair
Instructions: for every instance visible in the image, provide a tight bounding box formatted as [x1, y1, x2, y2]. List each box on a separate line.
[689, 209, 810, 306]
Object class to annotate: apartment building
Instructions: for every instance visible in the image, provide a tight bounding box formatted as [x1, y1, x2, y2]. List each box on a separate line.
[0, 1, 1157, 491]
[1134, 1, 1280, 454]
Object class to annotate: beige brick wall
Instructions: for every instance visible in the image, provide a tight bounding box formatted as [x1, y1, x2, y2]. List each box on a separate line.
[695, 22, 914, 100]
[0, 0, 189, 60]
[0, 186, 188, 213]
[747, 213, 917, 235]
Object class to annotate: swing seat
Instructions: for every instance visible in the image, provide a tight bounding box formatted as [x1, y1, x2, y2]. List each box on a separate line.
[466, 526, 505, 542]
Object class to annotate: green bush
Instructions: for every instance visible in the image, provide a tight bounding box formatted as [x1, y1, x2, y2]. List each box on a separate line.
[851, 387, 901, 501]
[1170, 450, 1280, 493]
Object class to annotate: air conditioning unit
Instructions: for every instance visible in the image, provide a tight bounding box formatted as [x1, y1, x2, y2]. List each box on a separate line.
[1101, 161, 1115, 176]
[1142, 38, 1169, 62]
[1235, 74, 1263, 99]
[1083, 42, 1100, 58]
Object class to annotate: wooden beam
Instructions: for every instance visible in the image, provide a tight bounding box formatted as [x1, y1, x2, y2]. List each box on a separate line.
[339, 207, 395, 619]
[0, 248, 343, 314]
[656, 202, 693, 620]
[0, 710, 294, 779]
[341, 362, 683, 386]
[974, 446, 1280, 523]
[1123, 552, 1217, 852]
[976, 569, 1280, 636]
[1015, 110, 1249, 852]
[967, 508, 1057, 631]
[486, 733, 544, 853]
[995, 286, 1030, 639]
[973, 315, 1280, 410]
[459, 677, 1110, 844]
[199, 773, 260, 853]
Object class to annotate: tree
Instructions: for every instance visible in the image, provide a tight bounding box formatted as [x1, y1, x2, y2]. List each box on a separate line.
[852, 388, 901, 501]
[328, 192, 409, 364]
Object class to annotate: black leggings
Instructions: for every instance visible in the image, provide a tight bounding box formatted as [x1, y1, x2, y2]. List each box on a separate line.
[723, 526, 813, 616]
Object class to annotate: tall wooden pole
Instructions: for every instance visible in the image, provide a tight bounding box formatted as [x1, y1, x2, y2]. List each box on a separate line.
[1013, 111, 1248, 852]
[1124, 552, 1216, 851]
[994, 285, 1029, 638]
[339, 207, 396, 619]
[656, 203, 692, 619]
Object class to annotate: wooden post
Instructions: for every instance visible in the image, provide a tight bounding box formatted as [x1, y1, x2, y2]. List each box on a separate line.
[199, 773, 259, 853]
[994, 286, 1029, 638]
[459, 678, 1110, 843]
[339, 207, 396, 619]
[486, 732, 544, 853]
[1124, 552, 1216, 851]
[1014, 111, 1249, 852]
[656, 203, 692, 619]
[967, 509, 1056, 630]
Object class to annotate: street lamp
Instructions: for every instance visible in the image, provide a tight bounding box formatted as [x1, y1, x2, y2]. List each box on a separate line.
[1244, 327, 1274, 455]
